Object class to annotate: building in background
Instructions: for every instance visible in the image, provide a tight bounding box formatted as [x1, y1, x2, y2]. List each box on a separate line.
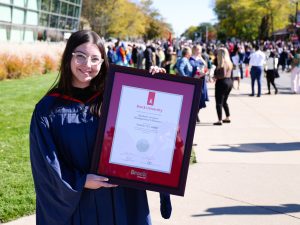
[0, 0, 82, 42]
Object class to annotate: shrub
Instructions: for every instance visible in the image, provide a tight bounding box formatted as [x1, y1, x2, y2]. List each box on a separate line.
[5, 56, 24, 79]
[23, 55, 43, 76]
[0, 56, 7, 80]
[42, 55, 58, 74]
[0, 42, 64, 80]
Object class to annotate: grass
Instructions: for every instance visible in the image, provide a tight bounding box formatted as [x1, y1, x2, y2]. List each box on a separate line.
[0, 73, 57, 223]
[190, 147, 197, 164]
[0, 72, 197, 222]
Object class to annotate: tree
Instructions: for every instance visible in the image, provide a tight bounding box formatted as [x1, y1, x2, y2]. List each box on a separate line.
[81, 0, 172, 40]
[139, 0, 173, 40]
[181, 23, 217, 42]
[214, 0, 294, 40]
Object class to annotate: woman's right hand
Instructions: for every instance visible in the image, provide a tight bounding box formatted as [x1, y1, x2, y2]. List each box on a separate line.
[84, 174, 118, 189]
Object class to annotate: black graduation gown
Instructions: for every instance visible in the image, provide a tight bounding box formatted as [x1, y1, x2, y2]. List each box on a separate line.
[29, 90, 152, 225]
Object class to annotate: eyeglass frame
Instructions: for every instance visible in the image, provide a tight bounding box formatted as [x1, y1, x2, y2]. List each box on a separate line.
[72, 52, 104, 66]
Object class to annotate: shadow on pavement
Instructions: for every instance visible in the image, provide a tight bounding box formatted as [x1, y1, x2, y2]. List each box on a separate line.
[191, 204, 300, 217]
[209, 142, 300, 153]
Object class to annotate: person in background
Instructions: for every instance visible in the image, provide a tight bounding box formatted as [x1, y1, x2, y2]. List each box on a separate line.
[136, 45, 145, 69]
[144, 44, 153, 70]
[164, 46, 173, 74]
[30, 30, 171, 225]
[131, 44, 138, 68]
[116, 42, 131, 66]
[213, 47, 233, 125]
[176, 46, 193, 77]
[106, 44, 116, 64]
[278, 46, 289, 72]
[238, 45, 245, 79]
[189, 45, 209, 123]
[243, 45, 252, 78]
[157, 47, 165, 67]
[249, 45, 266, 97]
[264, 51, 278, 94]
[290, 48, 300, 94]
[231, 47, 241, 90]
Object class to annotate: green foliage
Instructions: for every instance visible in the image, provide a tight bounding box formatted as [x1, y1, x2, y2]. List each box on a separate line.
[190, 147, 197, 164]
[0, 73, 57, 222]
[81, 0, 173, 40]
[214, 0, 294, 40]
[182, 23, 217, 41]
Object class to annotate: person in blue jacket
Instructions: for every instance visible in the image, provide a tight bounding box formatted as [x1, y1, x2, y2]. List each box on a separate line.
[30, 30, 171, 225]
[176, 46, 193, 77]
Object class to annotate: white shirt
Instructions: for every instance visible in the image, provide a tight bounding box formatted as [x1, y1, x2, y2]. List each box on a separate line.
[249, 50, 266, 67]
[231, 54, 240, 66]
[265, 57, 278, 70]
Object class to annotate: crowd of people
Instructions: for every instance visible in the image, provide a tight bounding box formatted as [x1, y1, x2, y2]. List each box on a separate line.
[106, 38, 300, 125]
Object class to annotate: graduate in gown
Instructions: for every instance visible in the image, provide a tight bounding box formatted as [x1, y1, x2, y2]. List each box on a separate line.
[30, 30, 171, 225]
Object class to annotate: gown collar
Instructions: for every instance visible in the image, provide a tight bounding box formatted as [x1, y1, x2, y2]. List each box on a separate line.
[48, 86, 101, 104]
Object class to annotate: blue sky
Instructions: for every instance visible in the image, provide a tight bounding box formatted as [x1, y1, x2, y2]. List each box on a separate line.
[150, 0, 216, 37]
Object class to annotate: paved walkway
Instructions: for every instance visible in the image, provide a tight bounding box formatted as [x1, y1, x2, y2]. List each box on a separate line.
[4, 72, 300, 225]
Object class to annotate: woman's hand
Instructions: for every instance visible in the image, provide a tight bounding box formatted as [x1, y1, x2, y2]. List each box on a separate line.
[149, 66, 166, 75]
[84, 174, 118, 189]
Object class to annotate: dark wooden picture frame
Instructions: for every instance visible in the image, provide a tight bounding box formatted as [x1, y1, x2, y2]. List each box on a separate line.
[91, 64, 202, 196]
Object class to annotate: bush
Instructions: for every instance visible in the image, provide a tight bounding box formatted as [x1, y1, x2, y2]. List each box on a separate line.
[5, 56, 24, 79]
[0, 42, 64, 80]
[0, 59, 7, 80]
[42, 55, 59, 74]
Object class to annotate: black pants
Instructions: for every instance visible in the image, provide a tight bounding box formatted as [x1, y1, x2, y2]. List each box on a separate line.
[215, 78, 233, 121]
[266, 70, 277, 92]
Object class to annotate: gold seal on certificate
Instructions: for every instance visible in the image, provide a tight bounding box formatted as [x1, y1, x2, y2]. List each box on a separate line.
[136, 139, 150, 152]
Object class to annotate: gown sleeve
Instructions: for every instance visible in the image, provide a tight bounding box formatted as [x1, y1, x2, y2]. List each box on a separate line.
[30, 107, 86, 225]
[159, 193, 172, 219]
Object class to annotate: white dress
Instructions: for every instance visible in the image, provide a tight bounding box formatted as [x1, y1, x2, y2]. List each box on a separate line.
[231, 54, 241, 78]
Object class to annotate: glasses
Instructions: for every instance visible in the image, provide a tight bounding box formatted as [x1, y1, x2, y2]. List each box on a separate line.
[72, 52, 104, 66]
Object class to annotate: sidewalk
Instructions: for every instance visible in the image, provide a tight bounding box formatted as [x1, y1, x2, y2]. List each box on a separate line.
[148, 73, 300, 225]
[4, 73, 300, 225]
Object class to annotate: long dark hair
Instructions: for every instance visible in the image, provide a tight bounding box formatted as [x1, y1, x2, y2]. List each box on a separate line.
[49, 30, 109, 96]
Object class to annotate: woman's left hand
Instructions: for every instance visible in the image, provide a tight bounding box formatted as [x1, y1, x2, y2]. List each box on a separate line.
[149, 66, 166, 75]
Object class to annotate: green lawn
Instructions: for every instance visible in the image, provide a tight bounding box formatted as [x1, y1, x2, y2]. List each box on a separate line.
[0, 72, 196, 223]
[0, 73, 57, 223]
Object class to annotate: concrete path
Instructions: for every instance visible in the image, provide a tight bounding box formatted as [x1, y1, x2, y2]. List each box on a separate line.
[4, 72, 300, 225]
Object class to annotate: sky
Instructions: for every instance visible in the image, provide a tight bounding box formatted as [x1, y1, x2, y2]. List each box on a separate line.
[150, 0, 216, 37]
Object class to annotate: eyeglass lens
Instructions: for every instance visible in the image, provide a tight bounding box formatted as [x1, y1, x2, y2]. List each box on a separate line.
[73, 53, 103, 65]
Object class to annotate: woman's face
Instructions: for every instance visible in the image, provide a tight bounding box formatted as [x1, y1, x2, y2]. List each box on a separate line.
[71, 42, 103, 88]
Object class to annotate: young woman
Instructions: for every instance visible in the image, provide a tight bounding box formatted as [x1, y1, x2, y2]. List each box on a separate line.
[30, 30, 171, 225]
[189, 45, 209, 123]
[265, 51, 279, 94]
[213, 47, 233, 125]
[231, 47, 241, 90]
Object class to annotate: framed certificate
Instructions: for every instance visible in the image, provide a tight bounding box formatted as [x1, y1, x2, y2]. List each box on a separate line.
[91, 65, 202, 196]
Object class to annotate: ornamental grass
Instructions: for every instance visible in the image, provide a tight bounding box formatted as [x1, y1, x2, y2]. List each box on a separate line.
[0, 42, 64, 80]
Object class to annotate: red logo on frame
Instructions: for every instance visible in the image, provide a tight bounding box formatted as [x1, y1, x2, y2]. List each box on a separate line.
[147, 92, 155, 106]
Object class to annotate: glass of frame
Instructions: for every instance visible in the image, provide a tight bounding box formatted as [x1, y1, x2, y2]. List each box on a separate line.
[91, 65, 202, 196]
